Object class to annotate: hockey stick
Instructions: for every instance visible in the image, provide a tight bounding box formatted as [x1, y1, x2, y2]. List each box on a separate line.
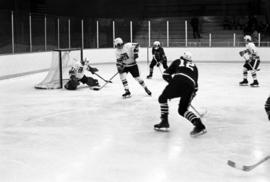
[190, 104, 207, 118]
[93, 72, 112, 83]
[153, 56, 163, 75]
[227, 155, 270, 172]
[92, 72, 119, 91]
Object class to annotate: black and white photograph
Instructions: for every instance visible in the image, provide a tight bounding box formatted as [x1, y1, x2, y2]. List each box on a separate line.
[0, 0, 270, 181]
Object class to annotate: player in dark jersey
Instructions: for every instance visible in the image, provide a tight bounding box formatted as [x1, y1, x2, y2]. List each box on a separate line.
[146, 41, 168, 79]
[154, 51, 207, 137]
[265, 95, 270, 121]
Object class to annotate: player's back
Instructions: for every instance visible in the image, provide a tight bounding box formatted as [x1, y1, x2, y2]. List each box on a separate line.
[167, 58, 198, 87]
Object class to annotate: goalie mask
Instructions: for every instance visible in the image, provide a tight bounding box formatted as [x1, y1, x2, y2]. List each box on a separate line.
[182, 51, 192, 61]
[244, 35, 252, 42]
[73, 61, 82, 70]
[114, 37, 124, 49]
[153, 41, 160, 50]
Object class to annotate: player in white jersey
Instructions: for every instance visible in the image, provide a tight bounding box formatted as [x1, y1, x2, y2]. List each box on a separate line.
[64, 59, 100, 90]
[265, 95, 270, 121]
[239, 35, 260, 87]
[114, 37, 151, 98]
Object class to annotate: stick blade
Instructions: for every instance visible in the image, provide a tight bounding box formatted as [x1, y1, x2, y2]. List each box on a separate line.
[227, 160, 245, 171]
[227, 160, 252, 172]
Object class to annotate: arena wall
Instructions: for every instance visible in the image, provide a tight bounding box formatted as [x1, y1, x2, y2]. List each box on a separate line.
[0, 47, 269, 79]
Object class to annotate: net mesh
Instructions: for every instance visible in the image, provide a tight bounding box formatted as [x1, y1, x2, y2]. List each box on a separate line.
[35, 49, 81, 89]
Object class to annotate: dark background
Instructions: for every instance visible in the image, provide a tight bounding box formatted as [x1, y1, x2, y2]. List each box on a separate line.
[0, 0, 269, 19]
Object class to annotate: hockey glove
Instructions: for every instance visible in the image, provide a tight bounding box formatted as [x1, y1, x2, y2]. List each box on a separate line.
[116, 63, 125, 73]
[239, 51, 245, 57]
[88, 66, 98, 74]
[69, 67, 76, 76]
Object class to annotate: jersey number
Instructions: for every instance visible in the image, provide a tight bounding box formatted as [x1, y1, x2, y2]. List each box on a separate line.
[179, 60, 195, 71]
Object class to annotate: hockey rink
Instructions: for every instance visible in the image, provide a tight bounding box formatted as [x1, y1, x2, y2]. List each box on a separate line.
[0, 62, 270, 182]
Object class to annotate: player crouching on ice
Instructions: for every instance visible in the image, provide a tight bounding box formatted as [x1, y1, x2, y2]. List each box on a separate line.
[146, 41, 168, 79]
[239, 35, 260, 87]
[64, 59, 100, 90]
[114, 37, 152, 98]
[154, 51, 207, 137]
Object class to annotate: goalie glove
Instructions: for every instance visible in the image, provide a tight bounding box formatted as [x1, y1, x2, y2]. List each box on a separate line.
[87, 66, 98, 74]
[69, 67, 76, 75]
[239, 50, 245, 57]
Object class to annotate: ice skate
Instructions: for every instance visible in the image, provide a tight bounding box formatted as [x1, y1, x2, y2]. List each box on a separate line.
[144, 87, 152, 96]
[250, 80, 259, 87]
[190, 118, 207, 137]
[239, 79, 248, 86]
[190, 121, 207, 137]
[122, 89, 131, 99]
[154, 117, 169, 131]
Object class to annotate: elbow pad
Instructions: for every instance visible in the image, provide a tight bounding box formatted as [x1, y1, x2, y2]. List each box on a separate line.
[162, 74, 172, 83]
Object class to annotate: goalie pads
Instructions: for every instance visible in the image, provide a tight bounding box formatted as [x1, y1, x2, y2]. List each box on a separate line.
[86, 77, 99, 87]
[64, 75, 79, 90]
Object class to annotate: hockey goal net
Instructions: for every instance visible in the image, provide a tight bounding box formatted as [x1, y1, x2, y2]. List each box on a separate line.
[35, 48, 83, 89]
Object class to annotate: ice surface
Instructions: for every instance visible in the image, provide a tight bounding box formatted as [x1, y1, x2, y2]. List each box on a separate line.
[0, 62, 270, 182]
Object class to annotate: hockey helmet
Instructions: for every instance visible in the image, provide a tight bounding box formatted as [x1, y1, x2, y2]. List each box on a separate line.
[244, 35, 252, 41]
[182, 51, 192, 61]
[114, 37, 124, 48]
[153, 41, 160, 49]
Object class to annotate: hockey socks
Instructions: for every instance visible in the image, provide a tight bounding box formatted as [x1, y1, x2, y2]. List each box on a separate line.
[154, 103, 169, 131]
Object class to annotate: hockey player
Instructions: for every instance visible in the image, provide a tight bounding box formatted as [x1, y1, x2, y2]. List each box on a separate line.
[64, 59, 100, 90]
[146, 41, 168, 79]
[265, 95, 270, 121]
[239, 35, 260, 87]
[114, 37, 152, 98]
[154, 51, 207, 137]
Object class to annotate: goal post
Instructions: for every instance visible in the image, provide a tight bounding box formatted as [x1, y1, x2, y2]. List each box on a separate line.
[35, 48, 83, 89]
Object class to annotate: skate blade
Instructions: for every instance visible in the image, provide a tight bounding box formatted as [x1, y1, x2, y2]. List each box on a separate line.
[154, 127, 169, 132]
[190, 129, 207, 138]
[239, 84, 248, 86]
[250, 85, 259, 87]
[122, 95, 131, 99]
